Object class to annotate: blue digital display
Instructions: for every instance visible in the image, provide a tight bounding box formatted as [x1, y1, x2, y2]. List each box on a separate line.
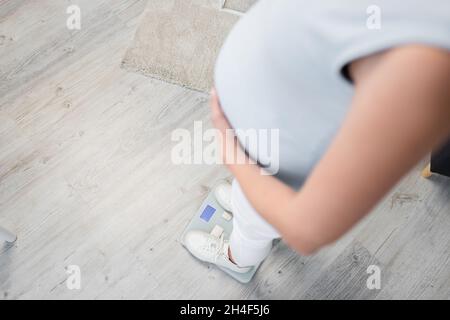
[200, 205, 216, 222]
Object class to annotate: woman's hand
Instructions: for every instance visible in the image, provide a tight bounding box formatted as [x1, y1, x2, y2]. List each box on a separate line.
[210, 88, 244, 165]
[210, 88, 232, 135]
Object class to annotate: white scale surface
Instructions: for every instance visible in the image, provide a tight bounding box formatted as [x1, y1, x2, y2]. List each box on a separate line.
[180, 186, 261, 283]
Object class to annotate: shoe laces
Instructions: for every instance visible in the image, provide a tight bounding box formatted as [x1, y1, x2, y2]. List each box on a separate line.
[202, 234, 225, 262]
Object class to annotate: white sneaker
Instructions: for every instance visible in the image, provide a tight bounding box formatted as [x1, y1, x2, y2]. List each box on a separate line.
[214, 182, 232, 212]
[184, 230, 252, 274]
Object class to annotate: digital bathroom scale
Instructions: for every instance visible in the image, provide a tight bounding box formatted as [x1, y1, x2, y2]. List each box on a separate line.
[180, 183, 261, 283]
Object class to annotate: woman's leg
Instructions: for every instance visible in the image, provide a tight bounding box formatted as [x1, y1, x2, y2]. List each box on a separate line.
[229, 179, 280, 267]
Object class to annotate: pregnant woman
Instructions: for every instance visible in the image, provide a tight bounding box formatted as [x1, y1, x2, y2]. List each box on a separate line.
[185, 0, 450, 273]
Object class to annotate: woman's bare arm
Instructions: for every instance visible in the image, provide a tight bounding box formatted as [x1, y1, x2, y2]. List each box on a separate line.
[212, 45, 450, 255]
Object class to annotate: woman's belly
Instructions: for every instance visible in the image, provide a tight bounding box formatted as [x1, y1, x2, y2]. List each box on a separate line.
[214, 0, 350, 188]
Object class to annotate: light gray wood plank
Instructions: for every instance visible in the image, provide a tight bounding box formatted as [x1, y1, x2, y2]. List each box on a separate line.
[301, 241, 384, 300]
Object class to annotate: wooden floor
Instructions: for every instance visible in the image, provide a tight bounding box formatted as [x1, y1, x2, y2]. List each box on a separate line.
[1, 0, 449, 300]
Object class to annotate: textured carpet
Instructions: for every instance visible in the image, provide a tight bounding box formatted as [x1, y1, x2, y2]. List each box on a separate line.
[122, 0, 253, 92]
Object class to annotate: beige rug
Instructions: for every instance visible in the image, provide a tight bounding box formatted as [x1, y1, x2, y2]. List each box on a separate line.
[122, 0, 256, 92]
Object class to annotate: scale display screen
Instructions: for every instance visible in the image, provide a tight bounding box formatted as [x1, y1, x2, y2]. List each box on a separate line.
[200, 205, 216, 222]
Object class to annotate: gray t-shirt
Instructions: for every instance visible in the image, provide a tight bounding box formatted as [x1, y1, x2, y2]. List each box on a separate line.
[214, 0, 450, 188]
